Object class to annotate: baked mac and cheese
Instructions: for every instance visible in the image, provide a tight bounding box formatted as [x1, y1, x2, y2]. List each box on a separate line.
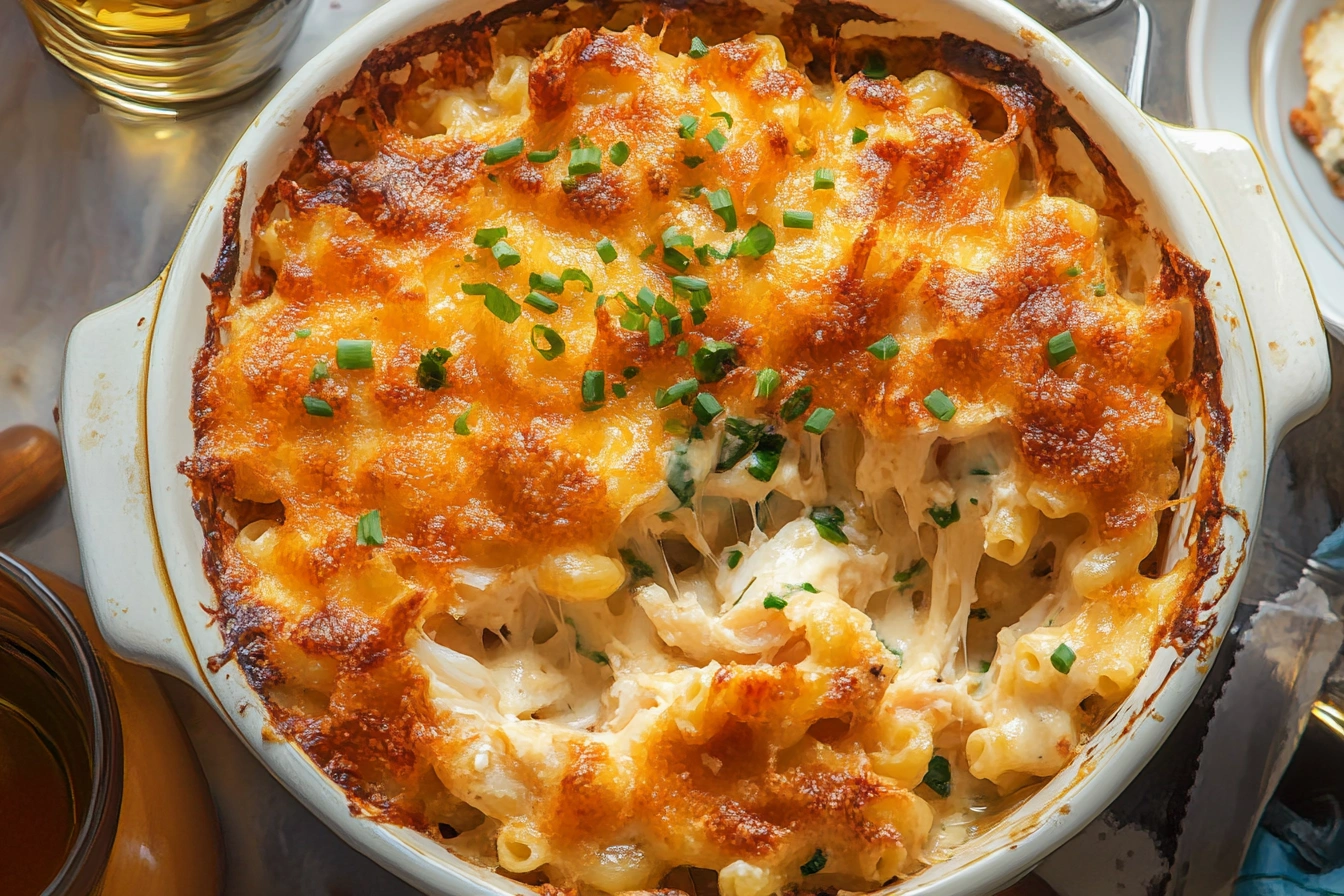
[183, 2, 1227, 893]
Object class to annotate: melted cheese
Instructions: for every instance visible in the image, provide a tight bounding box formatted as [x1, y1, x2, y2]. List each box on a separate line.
[185, 16, 1210, 896]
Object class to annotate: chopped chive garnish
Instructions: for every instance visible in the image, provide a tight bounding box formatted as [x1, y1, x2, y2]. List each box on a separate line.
[969, 497, 979, 505]
[746, 432, 785, 481]
[302, 396, 333, 417]
[620, 547, 654, 580]
[310, 360, 329, 382]
[619, 308, 648, 332]
[809, 505, 848, 544]
[596, 237, 618, 264]
[710, 111, 733, 128]
[692, 339, 736, 383]
[678, 114, 699, 139]
[852, 126, 869, 144]
[560, 268, 593, 291]
[676, 341, 689, 357]
[868, 335, 900, 360]
[971, 467, 990, 476]
[294, 328, 311, 338]
[1093, 282, 1107, 297]
[706, 128, 727, 153]
[923, 755, 952, 798]
[1051, 643, 1076, 674]
[692, 392, 723, 424]
[803, 407, 835, 434]
[928, 502, 960, 527]
[648, 317, 666, 347]
[581, 370, 605, 406]
[454, 406, 472, 435]
[654, 378, 698, 408]
[978, 660, 992, 673]
[813, 168, 836, 190]
[707, 188, 737, 232]
[716, 417, 764, 471]
[635, 287, 657, 313]
[416, 346, 452, 391]
[464, 254, 475, 263]
[1065, 264, 1082, 277]
[356, 510, 384, 546]
[779, 385, 813, 421]
[530, 324, 566, 360]
[969, 607, 990, 620]
[560, 176, 578, 193]
[463, 282, 521, 323]
[623, 366, 639, 378]
[734, 222, 776, 257]
[483, 137, 523, 165]
[527, 148, 559, 163]
[569, 146, 602, 176]
[893, 558, 926, 583]
[653, 376, 698, 408]
[667, 441, 696, 506]
[755, 368, 781, 399]
[763, 594, 788, 610]
[800, 849, 827, 876]
[1047, 330, 1077, 366]
[492, 240, 521, 268]
[688, 36, 709, 58]
[923, 389, 956, 421]
[671, 274, 709, 294]
[612, 383, 628, 398]
[663, 247, 691, 272]
[531, 271, 564, 294]
[567, 616, 611, 665]
[663, 226, 694, 248]
[862, 52, 888, 79]
[525, 291, 559, 313]
[726, 549, 743, 569]
[473, 226, 507, 247]
[683, 185, 705, 199]
[640, 243, 657, 259]
[782, 210, 814, 229]
[683, 156, 705, 168]
[335, 338, 374, 370]
[609, 141, 630, 166]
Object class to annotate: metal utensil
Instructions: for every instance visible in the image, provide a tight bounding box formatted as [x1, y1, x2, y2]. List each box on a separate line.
[1012, 0, 1123, 31]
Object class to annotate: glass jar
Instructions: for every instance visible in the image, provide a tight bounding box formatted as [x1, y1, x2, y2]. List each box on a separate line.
[17, 0, 312, 117]
[0, 552, 221, 895]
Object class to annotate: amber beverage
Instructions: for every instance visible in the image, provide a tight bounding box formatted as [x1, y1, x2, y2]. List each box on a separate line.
[0, 554, 221, 895]
[19, 0, 312, 117]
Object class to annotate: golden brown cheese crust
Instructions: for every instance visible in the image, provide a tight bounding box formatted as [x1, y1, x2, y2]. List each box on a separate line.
[182, 0, 1228, 889]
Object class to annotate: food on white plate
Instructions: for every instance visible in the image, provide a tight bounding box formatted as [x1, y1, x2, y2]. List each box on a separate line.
[1292, 1, 1344, 197]
[180, 2, 1227, 893]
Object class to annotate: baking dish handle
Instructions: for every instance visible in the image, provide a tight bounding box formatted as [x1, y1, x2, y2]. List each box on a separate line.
[59, 275, 201, 686]
[1157, 123, 1331, 449]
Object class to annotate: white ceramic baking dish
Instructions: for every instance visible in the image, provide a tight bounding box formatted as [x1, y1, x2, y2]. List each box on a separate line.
[58, 0, 1332, 892]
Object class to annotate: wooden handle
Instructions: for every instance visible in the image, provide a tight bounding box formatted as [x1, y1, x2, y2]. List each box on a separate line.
[0, 425, 65, 528]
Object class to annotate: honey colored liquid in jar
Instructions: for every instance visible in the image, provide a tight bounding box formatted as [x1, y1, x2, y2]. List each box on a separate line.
[47, 0, 273, 36]
[0, 699, 78, 894]
[0, 636, 93, 896]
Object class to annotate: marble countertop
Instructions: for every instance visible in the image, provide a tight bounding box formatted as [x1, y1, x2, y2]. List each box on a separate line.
[3, 1, 1339, 893]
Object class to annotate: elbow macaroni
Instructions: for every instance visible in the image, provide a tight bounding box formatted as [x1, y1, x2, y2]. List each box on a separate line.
[183, 10, 1223, 896]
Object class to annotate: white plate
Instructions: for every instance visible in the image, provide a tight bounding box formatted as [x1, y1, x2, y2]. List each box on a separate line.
[1190, 0, 1344, 336]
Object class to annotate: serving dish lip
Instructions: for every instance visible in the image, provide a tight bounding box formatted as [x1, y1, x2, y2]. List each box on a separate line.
[94, 0, 1292, 892]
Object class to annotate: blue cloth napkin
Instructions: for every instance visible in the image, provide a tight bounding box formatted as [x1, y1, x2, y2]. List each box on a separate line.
[1236, 828, 1344, 896]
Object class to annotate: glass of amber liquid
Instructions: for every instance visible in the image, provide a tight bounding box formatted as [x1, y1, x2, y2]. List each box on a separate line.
[19, 0, 312, 117]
